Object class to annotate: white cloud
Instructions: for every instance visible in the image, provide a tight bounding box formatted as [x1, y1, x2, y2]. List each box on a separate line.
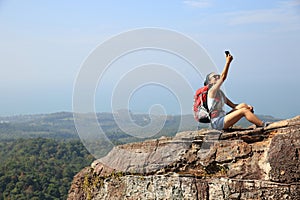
[183, 0, 212, 8]
[225, 0, 300, 31]
[280, 0, 300, 7]
[226, 9, 283, 25]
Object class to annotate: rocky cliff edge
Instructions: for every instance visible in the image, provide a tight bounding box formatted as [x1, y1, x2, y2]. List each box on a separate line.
[68, 116, 300, 200]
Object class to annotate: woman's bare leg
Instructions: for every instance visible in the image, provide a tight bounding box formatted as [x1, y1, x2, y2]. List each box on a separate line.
[227, 103, 252, 115]
[224, 108, 263, 129]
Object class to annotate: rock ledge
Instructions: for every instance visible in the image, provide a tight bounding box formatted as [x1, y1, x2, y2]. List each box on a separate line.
[68, 116, 300, 200]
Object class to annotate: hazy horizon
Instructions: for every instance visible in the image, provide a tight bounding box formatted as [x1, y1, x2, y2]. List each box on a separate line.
[0, 109, 287, 121]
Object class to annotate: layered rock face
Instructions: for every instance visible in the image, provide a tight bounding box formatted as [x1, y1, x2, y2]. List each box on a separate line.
[68, 116, 300, 200]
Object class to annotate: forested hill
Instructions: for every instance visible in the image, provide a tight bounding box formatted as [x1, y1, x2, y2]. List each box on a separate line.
[0, 138, 94, 199]
[0, 112, 77, 140]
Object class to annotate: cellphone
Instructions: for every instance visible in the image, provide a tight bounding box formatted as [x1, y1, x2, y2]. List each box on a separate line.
[225, 51, 230, 56]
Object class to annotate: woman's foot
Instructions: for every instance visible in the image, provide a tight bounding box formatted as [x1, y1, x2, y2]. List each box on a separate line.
[263, 121, 271, 127]
[256, 121, 271, 128]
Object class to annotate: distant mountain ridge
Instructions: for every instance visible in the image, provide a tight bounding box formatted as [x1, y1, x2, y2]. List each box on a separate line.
[0, 111, 281, 141]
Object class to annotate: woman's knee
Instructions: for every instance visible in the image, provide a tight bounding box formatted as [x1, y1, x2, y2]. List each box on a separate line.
[240, 107, 251, 115]
[238, 103, 248, 108]
[236, 103, 251, 110]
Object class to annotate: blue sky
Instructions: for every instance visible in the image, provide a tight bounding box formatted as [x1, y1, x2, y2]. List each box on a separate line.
[0, 0, 299, 118]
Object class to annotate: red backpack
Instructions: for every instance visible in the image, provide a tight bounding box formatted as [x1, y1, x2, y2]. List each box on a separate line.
[193, 85, 210, 123]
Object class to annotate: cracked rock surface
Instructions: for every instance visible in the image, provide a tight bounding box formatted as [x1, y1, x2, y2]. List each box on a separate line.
[68, 116, 300, 200]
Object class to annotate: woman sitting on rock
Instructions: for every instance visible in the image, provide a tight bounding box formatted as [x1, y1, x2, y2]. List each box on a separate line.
[206, 51, 269, 130]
